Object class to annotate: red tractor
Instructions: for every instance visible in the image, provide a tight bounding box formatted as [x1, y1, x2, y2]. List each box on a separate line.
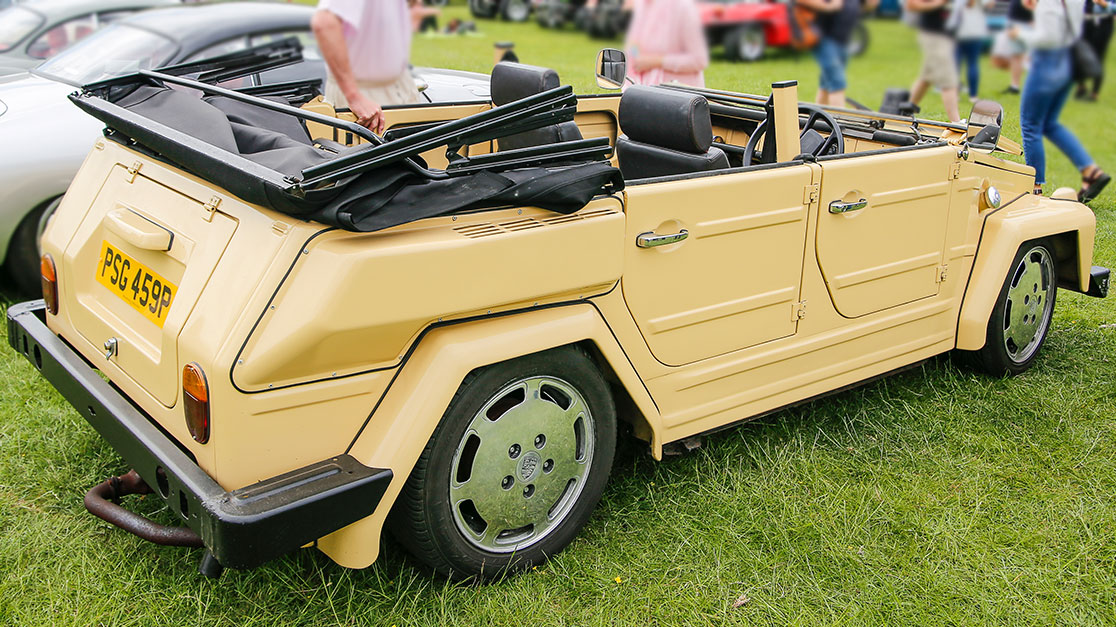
[698, 0, 869, 62]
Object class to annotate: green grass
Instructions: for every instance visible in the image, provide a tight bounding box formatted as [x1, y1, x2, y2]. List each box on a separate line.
[3, 9, 1116, 625]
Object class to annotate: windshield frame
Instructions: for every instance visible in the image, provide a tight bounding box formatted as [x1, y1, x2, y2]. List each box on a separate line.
[32, 22, 180, 87]
[0, 6, 46, 53]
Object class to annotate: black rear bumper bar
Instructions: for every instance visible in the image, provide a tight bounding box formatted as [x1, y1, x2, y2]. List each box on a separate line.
[1088, 265, 1110, 298]
[6, 301, 392, 571]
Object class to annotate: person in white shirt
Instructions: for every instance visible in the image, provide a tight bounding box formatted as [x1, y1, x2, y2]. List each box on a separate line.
[312, 0, 421, 134]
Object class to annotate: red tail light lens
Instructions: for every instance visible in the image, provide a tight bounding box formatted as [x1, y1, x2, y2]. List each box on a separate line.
[183, 363, 210, 444]
[41, 254, 58, 315]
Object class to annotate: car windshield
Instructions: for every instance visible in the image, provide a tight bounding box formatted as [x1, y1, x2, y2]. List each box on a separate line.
[34, 24, 176, 85]
[0, 7, 44, 52]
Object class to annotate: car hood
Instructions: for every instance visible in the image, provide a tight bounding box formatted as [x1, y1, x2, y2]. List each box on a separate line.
[414, 67, 490, 103]
[0, 73, 79, 122]
[0, 56, 38, 75]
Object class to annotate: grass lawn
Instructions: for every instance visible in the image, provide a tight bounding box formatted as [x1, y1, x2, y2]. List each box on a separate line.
[2, 7, 1115, 626]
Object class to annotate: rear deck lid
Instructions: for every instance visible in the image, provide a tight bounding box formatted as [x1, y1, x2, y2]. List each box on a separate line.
[61, 161, 237, 407]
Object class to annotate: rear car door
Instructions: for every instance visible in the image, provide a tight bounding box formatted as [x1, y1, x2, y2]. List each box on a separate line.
[622, 164, 815, 366]
[813, 144, 958, 318]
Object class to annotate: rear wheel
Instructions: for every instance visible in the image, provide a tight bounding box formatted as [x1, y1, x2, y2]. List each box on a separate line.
[389, 347, 616, 579]
[726, 24, 766, 62]
[4, 197, 59, 298]
[967, 239, 1058, 376]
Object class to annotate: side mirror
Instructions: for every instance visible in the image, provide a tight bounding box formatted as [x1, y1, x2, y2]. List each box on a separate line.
[595, 48, 627, 90]
[967, 99, 1003, 147]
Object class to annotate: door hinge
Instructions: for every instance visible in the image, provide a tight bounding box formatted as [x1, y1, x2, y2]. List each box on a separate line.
[791, 300, 807, 321]
[803, 183, 820, 205]
[202, 196, 221, 221]
[935, 264, 949, 283]
[125, 161, 142, 183]
[949, 162, 962, 180]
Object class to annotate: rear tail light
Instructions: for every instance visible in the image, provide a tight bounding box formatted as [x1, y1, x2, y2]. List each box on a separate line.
[183, 363, 210, 444]
[40, 254, 58, 315]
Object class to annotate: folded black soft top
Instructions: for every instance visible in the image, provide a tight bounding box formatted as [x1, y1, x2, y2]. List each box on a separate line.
[70, 53, 622, 232]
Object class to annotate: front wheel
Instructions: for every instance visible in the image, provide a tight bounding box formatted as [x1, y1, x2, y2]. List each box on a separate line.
[469, 0, 498, 18]
[967, 239, 1058, 376]
[389, 347, 617, 579]
[501, 0, 532, 22]
[726, 24, 766, 62]
[846, 22, 869, 57]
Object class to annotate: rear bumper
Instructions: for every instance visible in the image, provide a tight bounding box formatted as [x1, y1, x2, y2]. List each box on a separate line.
[6, 300, 392, 570]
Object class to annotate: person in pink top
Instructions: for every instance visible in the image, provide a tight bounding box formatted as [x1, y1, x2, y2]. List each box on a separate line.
[312, 0, 421, 134]
[624, 0, 710, 87]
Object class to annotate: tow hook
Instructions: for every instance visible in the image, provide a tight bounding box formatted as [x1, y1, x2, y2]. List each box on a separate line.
[84, 470, 224, 578]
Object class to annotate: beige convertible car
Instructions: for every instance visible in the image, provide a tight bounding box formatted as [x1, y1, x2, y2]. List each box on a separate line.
[7, 50, 1109, 580]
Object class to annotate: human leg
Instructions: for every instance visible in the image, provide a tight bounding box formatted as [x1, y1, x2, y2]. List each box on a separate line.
[813, 37, 847, 106]
[959, 40, 982, 98]
[1020, 53, 1055, 186]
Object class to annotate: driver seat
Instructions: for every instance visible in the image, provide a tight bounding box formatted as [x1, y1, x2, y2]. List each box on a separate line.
[615, 86, 729, 180]
[491, 62, 583, 151]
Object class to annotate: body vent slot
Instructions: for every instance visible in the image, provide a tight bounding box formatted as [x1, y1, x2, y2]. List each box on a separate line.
[453, 208, 618, 239]
[499, 217, 545, 232]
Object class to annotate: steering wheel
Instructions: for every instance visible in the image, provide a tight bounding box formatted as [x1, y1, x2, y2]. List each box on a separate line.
[742, 104, 845, 166]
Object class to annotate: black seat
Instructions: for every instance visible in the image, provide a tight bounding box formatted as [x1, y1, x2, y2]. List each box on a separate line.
[615, 86, 729, 180]
[491, 62, 583, 151]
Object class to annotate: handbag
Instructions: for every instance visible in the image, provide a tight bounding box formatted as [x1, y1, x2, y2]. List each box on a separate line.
[1062, 0, 1103, 80]
[787, 0, 820, 51]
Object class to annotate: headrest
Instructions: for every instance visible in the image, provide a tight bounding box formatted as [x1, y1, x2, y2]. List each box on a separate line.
[618, 86, 713, 154]
[491, 62, 561, 106]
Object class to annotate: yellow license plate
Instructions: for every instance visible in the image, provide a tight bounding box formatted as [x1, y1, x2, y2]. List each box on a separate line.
[95, 240, 177, 327]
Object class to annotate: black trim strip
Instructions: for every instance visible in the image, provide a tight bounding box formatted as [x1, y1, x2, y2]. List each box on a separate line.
[229, 227, 335, 394]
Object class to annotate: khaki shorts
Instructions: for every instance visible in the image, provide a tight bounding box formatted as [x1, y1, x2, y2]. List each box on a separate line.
[324, 71, 422, 109]
[917, 31, 960, 90]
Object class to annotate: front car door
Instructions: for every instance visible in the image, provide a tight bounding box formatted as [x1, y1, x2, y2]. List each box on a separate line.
[813, 144, 959, 318]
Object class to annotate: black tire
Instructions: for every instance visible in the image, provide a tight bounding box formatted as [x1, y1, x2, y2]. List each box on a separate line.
[4, 197, 57, 298]
[501, 0, 531, 22]
[965, 239, 1058, 376]
[537, 4, 566, 28]
[469, 0, 498, 19]
[726, 24, 766, 62]
[573, 6, 592, 30]
[389, 346, 616, 580]
[846, 22, 869, 57]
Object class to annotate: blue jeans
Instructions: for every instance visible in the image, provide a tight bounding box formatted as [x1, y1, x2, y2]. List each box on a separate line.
[955, 39, 983, 98]
[813, 37, 848, 92]
[1020, 48, 1094, 185]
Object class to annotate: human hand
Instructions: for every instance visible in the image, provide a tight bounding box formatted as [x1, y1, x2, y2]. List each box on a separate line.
[348, 92, 385, 134]
[631, 54, 662, 72]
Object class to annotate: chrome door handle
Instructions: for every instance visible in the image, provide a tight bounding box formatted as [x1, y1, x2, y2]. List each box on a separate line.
[829, 199, 868, 214]
[636, 229, 688, 248]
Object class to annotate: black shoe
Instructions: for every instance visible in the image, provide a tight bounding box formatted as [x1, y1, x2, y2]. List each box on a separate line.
[1079, 169, 1111, 203]
[1003, 86, 1021, 95]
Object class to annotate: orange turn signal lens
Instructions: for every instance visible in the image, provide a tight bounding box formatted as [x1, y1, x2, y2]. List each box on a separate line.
[183, 363, 210, 444]
[40, 254, 58, 315]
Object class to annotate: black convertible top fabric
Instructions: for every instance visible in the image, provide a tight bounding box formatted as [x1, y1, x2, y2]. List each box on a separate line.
[103, 85, 623, 232]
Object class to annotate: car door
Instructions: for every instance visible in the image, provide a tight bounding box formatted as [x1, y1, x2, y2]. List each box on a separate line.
[813, 144, 958, 318]
[622, 164, 816, 366]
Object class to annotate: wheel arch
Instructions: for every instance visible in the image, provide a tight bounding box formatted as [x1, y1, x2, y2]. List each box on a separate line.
[955, 196, 1097, 351]
[317, 304, 660, 568]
